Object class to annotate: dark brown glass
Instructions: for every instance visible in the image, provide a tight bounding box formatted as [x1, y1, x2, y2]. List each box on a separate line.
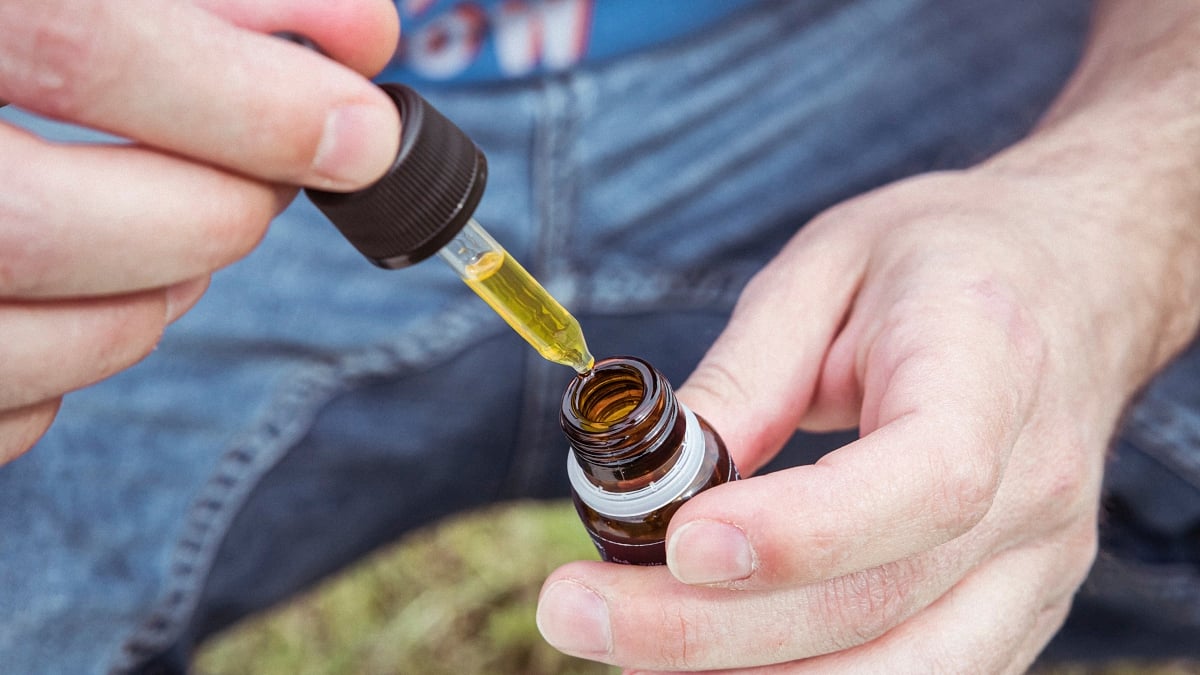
[561, 356, 737, 565]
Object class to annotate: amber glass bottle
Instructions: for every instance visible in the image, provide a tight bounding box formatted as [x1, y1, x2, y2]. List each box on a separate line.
[560, 356, 738, 565]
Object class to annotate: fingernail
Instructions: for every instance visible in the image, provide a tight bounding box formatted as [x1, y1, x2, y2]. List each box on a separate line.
[667, 520, 755, 584]
[536, 580, 612, 657]
[311, 102, 397, 190]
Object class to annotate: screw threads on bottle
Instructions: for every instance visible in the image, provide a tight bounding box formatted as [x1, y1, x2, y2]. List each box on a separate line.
[561, 356, 738, 565]
[561, 357, 686, 485]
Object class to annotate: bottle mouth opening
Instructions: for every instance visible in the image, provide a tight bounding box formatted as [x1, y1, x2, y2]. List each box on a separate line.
[560, 355, 684, 473]
[565, 357, 657, 431]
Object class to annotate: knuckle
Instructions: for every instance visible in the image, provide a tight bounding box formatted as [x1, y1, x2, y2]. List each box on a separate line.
[683, 359, 751, 410]
[0, 241, 30, 295]
[0, 209, 54, 296]
[818, 560, 919, 650]
[970, 280, 1048, 383]
[1014, 424, 1098, 539]
[5, 2, 116, 119]
[654, 605, 719, 670]
[788, 517, 853, 580]
[0, 252, 47, 297]
[930, 440, 1000, 537]
[190, 182, 281, 272]
[1037, 428, 1092, 505]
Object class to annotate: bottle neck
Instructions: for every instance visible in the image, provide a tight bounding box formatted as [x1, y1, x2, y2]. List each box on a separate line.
[560, 357, 687, 488]
[567, 403, 707, 519]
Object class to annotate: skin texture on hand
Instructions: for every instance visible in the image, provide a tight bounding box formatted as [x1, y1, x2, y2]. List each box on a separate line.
[0, 0, 401, 464]
[537, 2, 1200, 672]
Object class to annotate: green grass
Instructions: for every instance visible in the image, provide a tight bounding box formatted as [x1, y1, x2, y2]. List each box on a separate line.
[195, 500, 614, 675]
[195, 500, 1197, 675]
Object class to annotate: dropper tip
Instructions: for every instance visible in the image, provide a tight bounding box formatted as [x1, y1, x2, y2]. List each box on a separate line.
[571, 353, 596, 376]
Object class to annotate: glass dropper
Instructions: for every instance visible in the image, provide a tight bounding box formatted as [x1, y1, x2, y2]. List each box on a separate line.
[306, 83, 593, 374]
[438, 219, 593, 373]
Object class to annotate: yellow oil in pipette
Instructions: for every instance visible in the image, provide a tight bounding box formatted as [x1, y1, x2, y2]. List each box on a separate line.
[463, 250, 593, 373]
[439, 219, 594, 374]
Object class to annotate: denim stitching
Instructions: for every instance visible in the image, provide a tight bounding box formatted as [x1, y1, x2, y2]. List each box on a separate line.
[108, 301, 500, 673]
[583, 264, 759, 314]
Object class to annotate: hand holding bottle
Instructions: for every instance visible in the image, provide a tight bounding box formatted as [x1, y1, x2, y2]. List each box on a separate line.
[539, 158, 1199, 675]
[535, 2, 1200, 668]
[0, 0, 400, 464]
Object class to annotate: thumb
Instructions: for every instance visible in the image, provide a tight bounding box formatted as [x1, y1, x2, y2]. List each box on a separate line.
[676, 220, 864, 474]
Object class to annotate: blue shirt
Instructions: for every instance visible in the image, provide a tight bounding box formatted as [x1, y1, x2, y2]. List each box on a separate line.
[382, 0, 762, 83]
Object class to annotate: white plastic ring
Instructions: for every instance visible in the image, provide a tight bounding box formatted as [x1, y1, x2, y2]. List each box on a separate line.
[567, 403, 705, 519]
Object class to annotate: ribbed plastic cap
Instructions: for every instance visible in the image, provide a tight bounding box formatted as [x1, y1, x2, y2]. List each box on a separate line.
[305, 84, 488, 269]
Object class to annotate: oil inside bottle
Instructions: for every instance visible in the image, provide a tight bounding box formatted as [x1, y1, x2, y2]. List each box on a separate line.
[463, 250, 594, 373]
[571, 367, 643, 431]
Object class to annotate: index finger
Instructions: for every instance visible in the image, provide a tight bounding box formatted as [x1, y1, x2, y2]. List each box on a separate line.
[193, 0, 400, 77]
[0, 0, 400, 190]
[668, 305, 1034, 589]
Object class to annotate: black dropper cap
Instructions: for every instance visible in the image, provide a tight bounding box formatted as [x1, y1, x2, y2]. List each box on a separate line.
[305, 84, 488, 269]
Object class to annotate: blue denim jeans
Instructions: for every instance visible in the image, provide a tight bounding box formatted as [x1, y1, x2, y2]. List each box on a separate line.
[2, 1, 1198, 672]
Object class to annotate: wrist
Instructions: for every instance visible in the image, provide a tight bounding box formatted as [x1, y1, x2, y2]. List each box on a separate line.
[975, 5, 1200, 392]
[985, 116, 1199, 387]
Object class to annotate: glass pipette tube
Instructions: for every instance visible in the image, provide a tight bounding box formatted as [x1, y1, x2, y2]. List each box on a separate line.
[437, 219, 594, 374]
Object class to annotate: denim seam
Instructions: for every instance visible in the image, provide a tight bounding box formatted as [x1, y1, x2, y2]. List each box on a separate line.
[539, 76, 583, 283]
[108, 301, 502, 673]
[580, 265, 759, 315]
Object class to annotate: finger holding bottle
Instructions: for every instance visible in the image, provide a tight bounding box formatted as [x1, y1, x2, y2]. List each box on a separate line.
[538, 142, 1198, 669]
[616, 538, 1088, 675]
[535, 182, 1068, 670]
